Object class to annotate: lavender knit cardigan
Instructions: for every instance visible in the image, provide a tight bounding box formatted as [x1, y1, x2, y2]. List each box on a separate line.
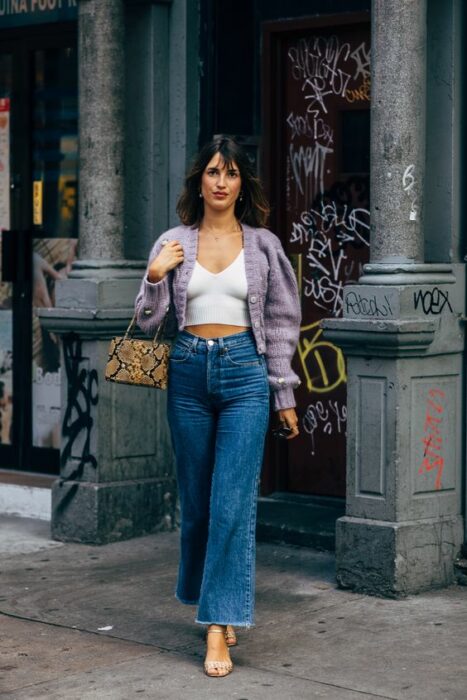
[134, 224, 302, 410]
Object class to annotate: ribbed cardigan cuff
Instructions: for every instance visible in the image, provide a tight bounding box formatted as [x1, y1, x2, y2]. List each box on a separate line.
[271, 386, 296, 411]
[142, 274, 170, 303]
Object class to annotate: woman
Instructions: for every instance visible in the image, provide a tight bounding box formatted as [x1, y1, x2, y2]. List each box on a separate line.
[135, 135, 301, 677]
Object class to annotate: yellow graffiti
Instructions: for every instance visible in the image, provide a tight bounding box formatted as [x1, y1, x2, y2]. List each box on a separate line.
[346, 77, 371, 103]
[297, 321, 346, 394]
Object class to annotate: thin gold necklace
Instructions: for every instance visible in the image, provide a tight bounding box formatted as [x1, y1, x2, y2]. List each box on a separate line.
[201, 223, 242, 242]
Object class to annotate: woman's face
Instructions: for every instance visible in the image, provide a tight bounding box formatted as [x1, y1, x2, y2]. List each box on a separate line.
[200, 153, 242, 214]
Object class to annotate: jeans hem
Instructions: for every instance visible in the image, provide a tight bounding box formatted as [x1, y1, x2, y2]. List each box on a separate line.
[175, 592, 199, 606]
[195, 618, 255, 629]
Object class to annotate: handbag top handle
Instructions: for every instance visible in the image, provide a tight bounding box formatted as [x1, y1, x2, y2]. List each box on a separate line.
[123, 306, 170, 346]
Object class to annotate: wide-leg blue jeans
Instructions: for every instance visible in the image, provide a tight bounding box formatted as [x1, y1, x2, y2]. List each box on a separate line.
[167, 329, 270, 628]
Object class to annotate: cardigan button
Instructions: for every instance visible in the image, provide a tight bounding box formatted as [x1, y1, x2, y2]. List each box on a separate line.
[278, 377, 285, 384]
[250, 295, 257, 303]
[254, 320, 260, 328]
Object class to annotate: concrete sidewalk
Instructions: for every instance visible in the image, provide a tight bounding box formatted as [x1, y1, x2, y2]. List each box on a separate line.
[0, 515, 466, 700]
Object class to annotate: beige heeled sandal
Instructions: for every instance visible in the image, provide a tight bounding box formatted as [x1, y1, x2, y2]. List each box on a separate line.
[204, 628, 233, 678]
[225, 624, 237, 647]
[204, 624, 237, 646]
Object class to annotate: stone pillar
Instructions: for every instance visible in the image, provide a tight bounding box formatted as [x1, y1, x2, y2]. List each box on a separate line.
[37, 0, 176, 544]
[322, 0, 464, 595]
[78, 0, 125, 262]
[370, 0, 425, 265]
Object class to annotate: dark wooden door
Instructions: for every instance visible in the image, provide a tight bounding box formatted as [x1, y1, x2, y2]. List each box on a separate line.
[262, 14, 370, 497]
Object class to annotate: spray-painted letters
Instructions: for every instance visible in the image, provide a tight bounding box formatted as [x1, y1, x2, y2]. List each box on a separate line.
[413, 287, 453, 315]
[303, 399, 347, 455]
[419, 388, 446, 490]
[61, 335, 98, 474]
[284, 24, 370, 489]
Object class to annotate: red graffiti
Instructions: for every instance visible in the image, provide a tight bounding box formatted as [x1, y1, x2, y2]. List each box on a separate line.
[419, 388, 446, 490]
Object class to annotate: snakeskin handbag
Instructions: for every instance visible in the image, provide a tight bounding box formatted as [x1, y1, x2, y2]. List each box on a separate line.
[104, 310, 170, 389]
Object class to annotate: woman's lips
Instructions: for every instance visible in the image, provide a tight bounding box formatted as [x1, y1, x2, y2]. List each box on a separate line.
[213, 192, 228, 198]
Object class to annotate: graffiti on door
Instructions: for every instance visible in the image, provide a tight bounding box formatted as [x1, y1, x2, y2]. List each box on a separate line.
[281, 23, 371, 496]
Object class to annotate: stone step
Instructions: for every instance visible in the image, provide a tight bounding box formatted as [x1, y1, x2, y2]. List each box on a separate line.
[0, 470, 54, 521]
[256, 491, 344, 551]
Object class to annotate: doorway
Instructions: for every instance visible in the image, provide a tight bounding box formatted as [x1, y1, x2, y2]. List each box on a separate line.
[0, 24, 77, 474]
[261, 14, 371, 497]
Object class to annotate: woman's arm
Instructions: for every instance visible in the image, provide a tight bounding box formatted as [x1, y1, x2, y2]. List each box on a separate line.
[263, 240, 302, 412]
[134, 236, 171, 336]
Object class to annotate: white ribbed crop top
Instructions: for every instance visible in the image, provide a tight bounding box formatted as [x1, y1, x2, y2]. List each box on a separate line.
[185, 249, 251, 327]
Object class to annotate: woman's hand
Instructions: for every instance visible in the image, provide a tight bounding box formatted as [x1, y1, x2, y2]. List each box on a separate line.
[276, 407, 299, 439]
[148, 240, 184, 282]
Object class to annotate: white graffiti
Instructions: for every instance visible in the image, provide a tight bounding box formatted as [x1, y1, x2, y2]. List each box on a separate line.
[303, 399, 347, 454]
[288, 36, 352, 114]
[402, 164, 418, 221]
[302, 235, 348, 315]
[286, 109, 334, 146]
[285, 30, 370, 451]
[288, 35, 370, 114]
[350, 42, 370, 81]
[290, 203, 370, 248]
[286, 34, 370, 205]
[303, 272, 345, 315]
[289, 142, 333, 198]
[290, 205, 369, 315]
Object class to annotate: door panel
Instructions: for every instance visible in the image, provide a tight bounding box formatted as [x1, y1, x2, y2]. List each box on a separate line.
[262, 15, 370, 497]
[0, 29, 77, 473]
[31, 45, 78, 451]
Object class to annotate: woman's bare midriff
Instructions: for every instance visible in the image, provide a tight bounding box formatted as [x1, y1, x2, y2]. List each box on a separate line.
[185, 323, 250, 338]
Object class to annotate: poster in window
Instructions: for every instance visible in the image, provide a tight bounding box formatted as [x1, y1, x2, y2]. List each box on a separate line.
[32, 238, 77, 448]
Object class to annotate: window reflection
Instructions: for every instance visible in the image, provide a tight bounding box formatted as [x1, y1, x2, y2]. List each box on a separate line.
[32, 47, 78, 238]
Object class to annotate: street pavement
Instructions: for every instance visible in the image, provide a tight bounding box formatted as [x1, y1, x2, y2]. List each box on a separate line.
[0, 514, 466, 700]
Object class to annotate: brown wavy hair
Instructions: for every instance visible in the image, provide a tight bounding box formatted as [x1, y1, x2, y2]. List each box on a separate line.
[176, 135, 270, 228]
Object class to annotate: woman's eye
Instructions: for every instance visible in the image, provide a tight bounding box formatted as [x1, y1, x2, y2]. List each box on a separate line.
[228, 171, 239, 178]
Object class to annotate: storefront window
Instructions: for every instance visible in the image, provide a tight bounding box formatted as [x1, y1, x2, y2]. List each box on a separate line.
[31, 45, 78, 449]
[32, 46, 78, 238]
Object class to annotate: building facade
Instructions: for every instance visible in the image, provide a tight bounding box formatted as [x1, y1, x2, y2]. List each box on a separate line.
[0, 0, 465, 595]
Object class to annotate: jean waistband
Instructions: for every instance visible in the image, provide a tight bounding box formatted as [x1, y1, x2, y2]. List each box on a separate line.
[176, 328, 255, 352]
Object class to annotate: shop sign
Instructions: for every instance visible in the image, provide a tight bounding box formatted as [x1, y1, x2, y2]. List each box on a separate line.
[0, 0, 77, 28]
